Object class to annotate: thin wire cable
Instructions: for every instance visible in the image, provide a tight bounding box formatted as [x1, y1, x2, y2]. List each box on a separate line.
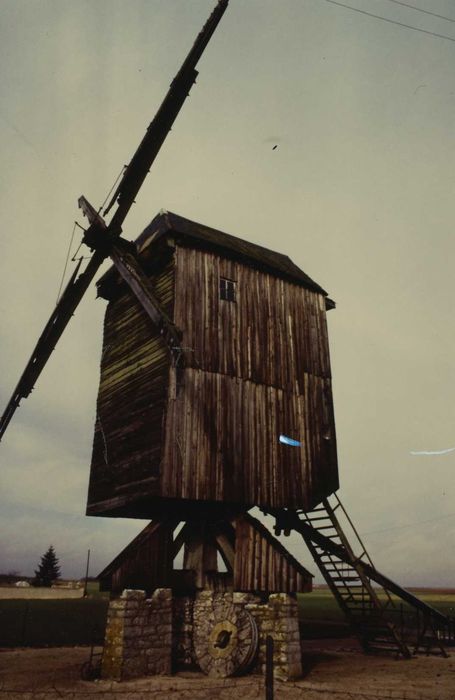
[71, 240, 84, 262]
[383, 0, 455, 24]
[97, 412, 109, 465]
[56, 222, 77, 303]
[69, 223, 90, 263]
[362, 510, 455, 536]
[99, 164, 127, 214]
[322, 0, 455, 43]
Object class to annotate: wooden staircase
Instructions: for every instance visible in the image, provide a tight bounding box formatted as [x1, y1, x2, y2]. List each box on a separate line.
[269, 494, 449, 658]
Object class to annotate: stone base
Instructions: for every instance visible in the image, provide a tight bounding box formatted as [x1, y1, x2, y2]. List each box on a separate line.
[246, 593, 303, 680]
[102, 588, 302, 681]
[101, 588, 172, 681]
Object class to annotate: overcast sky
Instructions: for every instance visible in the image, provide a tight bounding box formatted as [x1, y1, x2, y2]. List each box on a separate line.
[1, 0, 454, 587]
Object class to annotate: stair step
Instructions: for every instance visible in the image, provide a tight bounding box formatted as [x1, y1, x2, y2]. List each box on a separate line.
[331, 576, 362, 582]
[343, 592, 371, 599]
[304, 507, 328, 513]
[344, 601, 371, 608]
[319, 555, 345, 562]
[315, 525, 337, 531]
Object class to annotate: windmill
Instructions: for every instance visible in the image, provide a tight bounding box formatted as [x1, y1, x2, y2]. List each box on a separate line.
[0, 0, 450, 679]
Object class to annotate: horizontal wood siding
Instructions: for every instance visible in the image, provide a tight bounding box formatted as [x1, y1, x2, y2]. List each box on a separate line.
[162, 245, 338, 510]
[234, 515, 312, 593]
[86, 258, 175, 513]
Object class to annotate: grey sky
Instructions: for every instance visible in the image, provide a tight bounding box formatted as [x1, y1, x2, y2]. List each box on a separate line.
[1, 0, 454, 585]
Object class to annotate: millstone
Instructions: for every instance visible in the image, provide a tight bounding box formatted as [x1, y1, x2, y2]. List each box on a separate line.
[193, 595, 258, 677]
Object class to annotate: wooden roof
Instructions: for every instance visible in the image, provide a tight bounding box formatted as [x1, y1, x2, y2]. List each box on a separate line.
[97, 210, 331, 299]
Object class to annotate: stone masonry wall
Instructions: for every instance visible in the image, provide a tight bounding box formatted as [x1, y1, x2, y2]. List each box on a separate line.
[175, 591, 302, 680]
[102, 588, 301, 681]
[173, 596, 194, 668]
[101, 588, 172, 681]
[246, 593, 302, 680]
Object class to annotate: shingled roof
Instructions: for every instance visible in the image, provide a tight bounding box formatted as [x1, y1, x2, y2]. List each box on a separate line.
[97, 210, 331, 299]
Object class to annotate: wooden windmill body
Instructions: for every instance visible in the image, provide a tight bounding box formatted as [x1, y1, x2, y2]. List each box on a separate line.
[88, 210, 339, 520]
[88, 209, 338, 596]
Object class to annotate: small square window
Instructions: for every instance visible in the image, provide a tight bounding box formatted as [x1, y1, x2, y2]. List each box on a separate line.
[220, 277, 236, 302]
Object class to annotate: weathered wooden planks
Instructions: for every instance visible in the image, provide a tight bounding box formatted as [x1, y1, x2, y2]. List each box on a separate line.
[161, 243, 338, 510]
[173, 246, 332, 387]
[233, 514, 312, 593]
[86, 258, 175, 513]
[98, 520, 176, 594]
[162, 367, 337, 510]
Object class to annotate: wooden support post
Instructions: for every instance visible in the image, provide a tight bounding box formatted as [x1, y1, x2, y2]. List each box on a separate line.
[183, 521, 218, 589]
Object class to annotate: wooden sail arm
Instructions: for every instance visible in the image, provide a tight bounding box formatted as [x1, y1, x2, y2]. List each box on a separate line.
[77, 196, 183, 361]
[0, 249, 108, 441]
[104, 0, 229, 230]
[110, 242, 183, 363]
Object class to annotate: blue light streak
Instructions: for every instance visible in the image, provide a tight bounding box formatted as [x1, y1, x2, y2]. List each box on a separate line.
[279, 434, 301, 447]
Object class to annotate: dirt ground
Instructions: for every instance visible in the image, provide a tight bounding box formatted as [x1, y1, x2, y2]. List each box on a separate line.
[0, 639, 453, 700]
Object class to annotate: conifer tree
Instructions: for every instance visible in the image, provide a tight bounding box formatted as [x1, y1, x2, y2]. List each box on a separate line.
[33, 545, 61, 587]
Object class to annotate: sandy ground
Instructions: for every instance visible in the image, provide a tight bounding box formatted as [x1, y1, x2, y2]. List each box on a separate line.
[0, 639, 453, 700]
[0, 588, 83, 600]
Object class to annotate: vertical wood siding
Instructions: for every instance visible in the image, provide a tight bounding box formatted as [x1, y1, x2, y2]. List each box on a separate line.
[99, 521, 175, 594]
[162, 245, 338, 511]
[234, 515, 312, 593]
[86, 258, 175, 513]
[173, 246, 332, 386]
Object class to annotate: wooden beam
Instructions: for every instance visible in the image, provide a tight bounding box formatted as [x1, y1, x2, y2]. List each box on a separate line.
[212, 521, 236, 571]
[110, 242, 183, 361]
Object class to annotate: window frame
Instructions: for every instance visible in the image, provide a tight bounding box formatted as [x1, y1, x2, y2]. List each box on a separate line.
[219, 276, 237, 303]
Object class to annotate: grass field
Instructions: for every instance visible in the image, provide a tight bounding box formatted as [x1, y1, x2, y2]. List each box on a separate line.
[299, 587, 455, 616]
[297, 587, 455, 638]
[0, 597, 109, 647]
[0, 585, 453, 648]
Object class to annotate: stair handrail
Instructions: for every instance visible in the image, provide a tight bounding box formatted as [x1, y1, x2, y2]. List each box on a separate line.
[327, 494, 449, 627]
[327, 493, 396, 610]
